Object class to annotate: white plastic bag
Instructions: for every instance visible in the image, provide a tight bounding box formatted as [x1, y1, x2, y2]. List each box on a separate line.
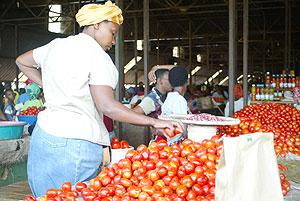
[215, 132, 284, 201]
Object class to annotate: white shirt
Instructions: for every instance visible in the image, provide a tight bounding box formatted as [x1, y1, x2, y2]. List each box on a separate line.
[224, 98, 245, 117]
[161, 92, 188, 115]
[33, 33, 118, 146]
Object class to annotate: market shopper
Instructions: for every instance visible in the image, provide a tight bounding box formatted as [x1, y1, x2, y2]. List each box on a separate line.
[15, 1, 183, 198]
[161, 66, 189, 115]
[3, 89, 16, 121]
[133, 68, 172, 118]
[224, 84, 246, 116]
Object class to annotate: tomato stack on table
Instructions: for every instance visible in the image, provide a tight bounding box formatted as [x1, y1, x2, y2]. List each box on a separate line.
[25, 136, 223, 201]
[24, 103, 298, 200]
[217, 103, 300, 157]
[19, 106, 43, 116]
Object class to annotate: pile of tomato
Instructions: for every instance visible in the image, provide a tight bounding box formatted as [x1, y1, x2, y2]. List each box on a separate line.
[218, 103, 300, 157]
[111, 137, 130, 149]
[25, 137, 222, 201]
[24, 133, 292, 201]
[19, 106, 44, 116]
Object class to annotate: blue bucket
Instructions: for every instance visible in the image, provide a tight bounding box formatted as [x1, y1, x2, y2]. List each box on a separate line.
[17, 115, 37, 126]
[0, 121, 27, 140]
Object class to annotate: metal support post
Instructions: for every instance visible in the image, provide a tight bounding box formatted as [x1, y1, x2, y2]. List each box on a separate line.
[15, 25, 19, 91]
[143, 0, 149, 95]
[189, 20, 192, 84]
[156, 22, 160, 64]
[134, 16, 138, 85]
[285, 0, 291, 70]
[243, 0, 249, 107]
[229, 0, 237, 116]
[115, 0, 124, 136]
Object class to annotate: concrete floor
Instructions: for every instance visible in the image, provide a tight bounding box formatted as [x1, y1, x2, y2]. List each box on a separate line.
[0, 181, 31, 201]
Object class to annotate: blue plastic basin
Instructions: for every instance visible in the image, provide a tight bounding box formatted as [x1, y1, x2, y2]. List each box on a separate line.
[0, 121, 27, 140]
[17, 115, 37, 126]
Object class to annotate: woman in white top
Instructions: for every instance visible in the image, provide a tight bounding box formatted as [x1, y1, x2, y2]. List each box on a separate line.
[15, 2, 182, 198]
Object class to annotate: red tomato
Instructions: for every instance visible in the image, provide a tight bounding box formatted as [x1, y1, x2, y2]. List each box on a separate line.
[112, 137, 119, 143]
[120, 140, 130, 149]
[23, 195, 36, 201]
[173, 126, 182, 135]
[61, 182, 72, 193]
[197, 175, 209, 187]
[176, 185, 188, 197]
[112, 142, 121, 149]
[127, 186, 141, 198]
[75, 182, 87, 193]
[46, 189, 58, 198]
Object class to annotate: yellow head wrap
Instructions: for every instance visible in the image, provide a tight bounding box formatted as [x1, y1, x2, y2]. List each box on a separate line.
[75, 1, 123, 27]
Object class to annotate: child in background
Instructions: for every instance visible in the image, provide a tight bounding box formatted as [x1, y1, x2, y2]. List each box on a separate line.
[3, 89, 16, 120]
[161, 66, 189, 115]
[161, 66, 189, 145]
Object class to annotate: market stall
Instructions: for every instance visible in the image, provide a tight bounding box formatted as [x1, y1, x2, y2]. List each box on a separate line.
[22, 103, 300, 201]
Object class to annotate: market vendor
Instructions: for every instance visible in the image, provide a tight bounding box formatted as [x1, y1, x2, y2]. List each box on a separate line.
[224, 84, 245, 116]
[15, 1, 183, 198]
[133, 68, 172, 118]
[18, 83, 43, 112]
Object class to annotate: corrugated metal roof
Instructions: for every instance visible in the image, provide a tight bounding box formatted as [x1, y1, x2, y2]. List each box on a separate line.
[0, 57, 17, 81]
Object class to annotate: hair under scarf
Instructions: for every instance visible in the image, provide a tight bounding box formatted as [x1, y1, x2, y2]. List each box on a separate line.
[75, 1, 123, 27]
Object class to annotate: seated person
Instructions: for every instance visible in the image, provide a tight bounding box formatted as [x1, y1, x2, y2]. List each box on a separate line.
[162, 66, 189, 115]
[212, 85, 227, 110]
[224, 84, 245, 117]
[3, 89, 16, 121]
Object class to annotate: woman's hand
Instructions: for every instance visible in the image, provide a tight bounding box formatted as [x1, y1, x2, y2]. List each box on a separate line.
[152, 119, 184, 138]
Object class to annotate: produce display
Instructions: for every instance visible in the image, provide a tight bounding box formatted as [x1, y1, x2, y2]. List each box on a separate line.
[23, 103, 298, 201]
[19, 106, 43, 116]
[24, 137, 222, 201]
[111, 137, 130, 149]
[24, 134, 291, 201]
[217, 103, 300, 157]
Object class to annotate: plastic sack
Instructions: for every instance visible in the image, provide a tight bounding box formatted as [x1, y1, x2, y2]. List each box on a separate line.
[215, 132, 284, 201]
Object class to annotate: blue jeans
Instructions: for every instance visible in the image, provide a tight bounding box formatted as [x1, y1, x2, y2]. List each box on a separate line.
[27, 124, 103, 198]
